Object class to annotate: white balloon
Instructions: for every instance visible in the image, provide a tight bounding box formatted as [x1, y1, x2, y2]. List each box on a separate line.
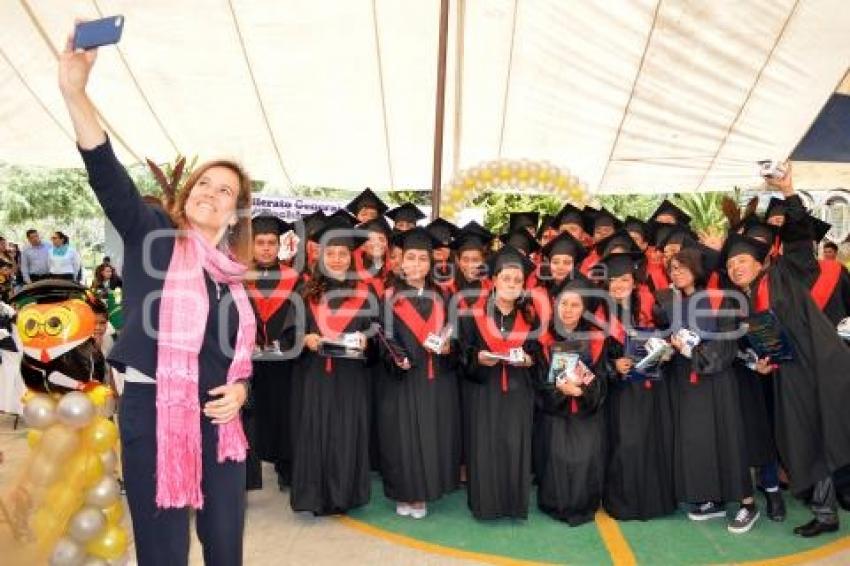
[49, 537, 86, 566]
[86, 476, 120, 508]
[56, 392, 95, 429]
[98, 449, 118, 475]
[23, 394, 57, 430]
[68, 506, 107, 543]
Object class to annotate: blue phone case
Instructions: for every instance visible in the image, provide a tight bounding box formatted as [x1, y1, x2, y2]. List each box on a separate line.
[74, 16, 124, 50]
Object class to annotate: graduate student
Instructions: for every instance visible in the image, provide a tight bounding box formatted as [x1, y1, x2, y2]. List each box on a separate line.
[537, 278, 608, 525]
[658, 247, 757, 533]
[596, 252, 676, 521]
[244, 216, 301, 490]
[458, 245, 544, 519]
[378, 228, 461, 519]
[722, 233, 850, 536]
[289, 217, 378, 515]
[540, 232, 589, 303]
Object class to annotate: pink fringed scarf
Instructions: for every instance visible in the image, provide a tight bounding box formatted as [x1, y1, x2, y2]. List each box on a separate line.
[155, 230, 256, 509]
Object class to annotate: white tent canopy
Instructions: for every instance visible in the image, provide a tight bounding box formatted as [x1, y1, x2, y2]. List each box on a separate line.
[1, 0, 849, 194]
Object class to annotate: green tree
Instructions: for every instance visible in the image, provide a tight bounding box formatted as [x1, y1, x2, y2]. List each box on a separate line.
[596, 194, 664, 221]
[672, 191, 734, 236]
[470, 192, 563, 233]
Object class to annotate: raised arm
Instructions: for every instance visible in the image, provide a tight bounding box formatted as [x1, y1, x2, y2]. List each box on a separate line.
[58, 26, 166, 243]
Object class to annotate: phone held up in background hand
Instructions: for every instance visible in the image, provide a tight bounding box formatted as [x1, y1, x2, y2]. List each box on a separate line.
[74, 16, 125, 50]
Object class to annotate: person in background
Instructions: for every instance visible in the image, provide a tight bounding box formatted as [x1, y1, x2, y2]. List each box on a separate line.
[0, 257, 14, 303]
[48, 231, 82, 281]
[91, 262, 123, 297]
[822, 241, 839, 262]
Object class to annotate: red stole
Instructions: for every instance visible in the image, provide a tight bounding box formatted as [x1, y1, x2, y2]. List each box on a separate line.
[308, 283, 370, 374]
[246, 264, 299, 346]
[540, 330, 604, 413]
[391, 292, 445, 380]
[354, 248, 388, 296]
[473, 308, 532, 393]
[811, 260, 842, 311]
[579, 249, 600, 276]
[754, 274, 770, 313]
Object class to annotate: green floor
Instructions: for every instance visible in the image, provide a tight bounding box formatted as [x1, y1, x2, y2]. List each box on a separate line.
[346, 478, 849, 565]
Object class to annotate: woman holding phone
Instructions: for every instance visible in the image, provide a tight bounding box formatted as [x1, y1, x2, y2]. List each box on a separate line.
[60, 25, 256, 566]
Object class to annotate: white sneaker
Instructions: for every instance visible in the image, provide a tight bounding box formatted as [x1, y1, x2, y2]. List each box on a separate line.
[410, 504, 428, 520]
[396, 503, 412, 517]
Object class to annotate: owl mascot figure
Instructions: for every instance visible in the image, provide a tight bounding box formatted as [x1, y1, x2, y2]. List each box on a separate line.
[1, 279, 129, 565]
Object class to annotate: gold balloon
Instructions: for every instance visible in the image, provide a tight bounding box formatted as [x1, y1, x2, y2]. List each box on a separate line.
[40, 424, 81, 461]
[29, 452, 62, 487]
[85, 524, 128, 560]
[43, 481, 85, 520]
[82, 418, 118, 454]
[31, 506, 65, 542]
[27, 429, 43, 448]
[65, 450, 104, 489]
[479, 168, 494, 183]
[102, 501, 124, 525]
[498, 166, 512, 181]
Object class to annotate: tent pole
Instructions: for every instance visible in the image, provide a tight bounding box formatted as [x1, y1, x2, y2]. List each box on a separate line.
[431, 0, 450, 220]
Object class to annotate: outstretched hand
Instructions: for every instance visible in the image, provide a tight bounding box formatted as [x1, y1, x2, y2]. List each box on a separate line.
[59, 24, 98, 99]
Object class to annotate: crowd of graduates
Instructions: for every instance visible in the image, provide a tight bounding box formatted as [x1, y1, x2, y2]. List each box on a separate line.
[242, 169, 850, 538]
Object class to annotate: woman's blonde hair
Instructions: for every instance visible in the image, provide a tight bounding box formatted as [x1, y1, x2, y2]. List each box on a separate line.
[171, 159, 253, 265]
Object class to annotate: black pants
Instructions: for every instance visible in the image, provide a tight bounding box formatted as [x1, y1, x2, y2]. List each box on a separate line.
[120, 383, 246, 566]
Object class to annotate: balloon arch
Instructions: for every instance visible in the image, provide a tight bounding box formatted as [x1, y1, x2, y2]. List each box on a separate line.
[439, 159, 592, 221]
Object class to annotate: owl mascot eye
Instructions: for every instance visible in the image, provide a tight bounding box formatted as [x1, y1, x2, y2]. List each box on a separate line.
[11, 279, 107, 394]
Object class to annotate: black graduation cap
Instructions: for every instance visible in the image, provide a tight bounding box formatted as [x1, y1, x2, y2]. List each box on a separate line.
[719, 233, 771, 267]
[298, 210, 327, 239]
[499, 229, 541, 255]
[739, 217, 778, 244]
[344, 188, 389, 216]
[764, 197, 786, 221]
[251, 215, 291, 236]
[487, 244, 535, 279]
[648, 199, 691, 225]
[807, 215, 832, 243]
[310, 215, 368, 249]
[594, 229, 640, 256]
[554, 204, 589, 232]
[11, 278, 100, 308]
[328, 208, 358, 226]
[583, 207, 623, 232]
[655, 223, 697, 250]
[541, 232, 587, 262]
[450, 223, 494, 252]
[357, 216, 392, 237]
[623, 216, 650, 241]
[385, 202, 425, 225]
[508, 211, 540, 233]
[535, 214, 557, 240]
[426, 218, 460, 247]
[597, 252, 644, 279]
[460, 221, 492, 239]
[394, 226, 441, 252]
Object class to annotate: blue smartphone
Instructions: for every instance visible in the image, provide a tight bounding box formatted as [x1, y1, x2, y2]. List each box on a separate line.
[74, 16, 124, 50]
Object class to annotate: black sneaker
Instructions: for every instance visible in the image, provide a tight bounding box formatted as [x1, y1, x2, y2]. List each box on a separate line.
[764, 490, 786, 521]
[688, 502, 727, 521]
[794, 518, 839, 537]
[728, 506, 760, 534]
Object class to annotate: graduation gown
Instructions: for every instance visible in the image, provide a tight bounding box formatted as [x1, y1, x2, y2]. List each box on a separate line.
[377, 283, 461, 502]
[243, 262, 300, 488]
[657, 292, 751, 504]
[289, 280, 378, 515]
[600, 299, 676, 520]
[459, 298, 544, 519]
[536, 326, 608, 525]
[748, 264, 850, 496]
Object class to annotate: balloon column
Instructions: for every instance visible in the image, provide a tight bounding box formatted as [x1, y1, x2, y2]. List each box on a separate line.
[439, 159, 591, 222]
[11, 280, 128, 564]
